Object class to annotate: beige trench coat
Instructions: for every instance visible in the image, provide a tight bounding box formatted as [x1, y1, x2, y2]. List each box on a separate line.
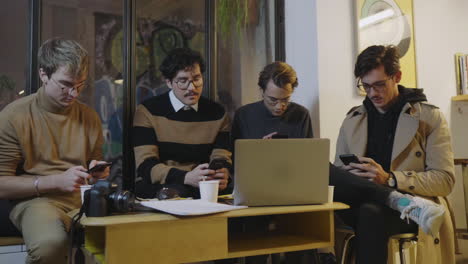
[334, 102, 456, 264]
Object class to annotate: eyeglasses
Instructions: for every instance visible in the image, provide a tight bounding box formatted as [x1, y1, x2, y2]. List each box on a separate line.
[264, 95, 290, 106]
[357, 76, 393, 93]
[173, 77, 203, 90]
[50, 77, 86, 94]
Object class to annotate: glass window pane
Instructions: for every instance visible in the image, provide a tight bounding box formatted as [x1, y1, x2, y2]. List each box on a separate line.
[41, 0, 124, 164]
[216, 0, 276, 116]
[0, 0, 28, 111]
[135, 0, 206, 105]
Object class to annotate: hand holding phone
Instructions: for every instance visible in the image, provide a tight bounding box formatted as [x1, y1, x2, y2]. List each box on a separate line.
[208, 159, 229, 190]
[339, 154, 362, 166]
[87, 162, 112, 174]
[208, 159, 227, 171]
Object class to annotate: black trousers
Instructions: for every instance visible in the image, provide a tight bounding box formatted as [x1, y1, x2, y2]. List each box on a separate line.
[329, 163, 391, 207]
[330, 163, 418, 264]
[337, 202, 418, 264]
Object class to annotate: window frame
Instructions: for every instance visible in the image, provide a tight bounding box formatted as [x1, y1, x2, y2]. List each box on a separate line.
[27, 0, 285, 191]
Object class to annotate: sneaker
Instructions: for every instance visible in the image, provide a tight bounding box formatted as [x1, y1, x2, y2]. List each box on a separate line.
[398, 196, 445, 236]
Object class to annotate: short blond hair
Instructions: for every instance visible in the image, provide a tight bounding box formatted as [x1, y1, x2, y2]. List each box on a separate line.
[38, 38, 89, 79]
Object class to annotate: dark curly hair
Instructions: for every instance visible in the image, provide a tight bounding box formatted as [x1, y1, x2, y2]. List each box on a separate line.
[258, 61, 298, 91]
[354, 45, 400, 79]
[159, 48, 205, 81]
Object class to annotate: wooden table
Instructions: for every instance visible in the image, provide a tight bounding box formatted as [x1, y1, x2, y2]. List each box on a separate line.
[81, 202, 349, 264]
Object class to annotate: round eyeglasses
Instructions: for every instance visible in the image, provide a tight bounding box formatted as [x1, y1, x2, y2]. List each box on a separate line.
[174, 78, 203, 90]
[356, 76, 393, 93]
[50, 77, 87, 94]
[264, 95, 290, 106]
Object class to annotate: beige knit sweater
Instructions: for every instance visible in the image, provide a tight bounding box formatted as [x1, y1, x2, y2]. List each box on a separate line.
[0, 87, 103, 208]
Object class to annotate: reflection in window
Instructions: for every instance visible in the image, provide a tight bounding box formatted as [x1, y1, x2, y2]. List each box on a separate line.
[132, 0, 276, 119]
[94, 12, 124, 161]
[41, 0, 124, 164]
[216, 0, 276, 117]
[0, 0, 28, 111]
[135, 0, 206, 105]
[36, 0, 279, 188]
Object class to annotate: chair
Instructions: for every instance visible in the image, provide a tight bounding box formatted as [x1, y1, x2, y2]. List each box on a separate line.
[0, 200, 26, 263]
[336, 226, 418, 264]
[387, 233, 418, 264]
[0, 200, 21, 237]
[336, 225, 356, 264]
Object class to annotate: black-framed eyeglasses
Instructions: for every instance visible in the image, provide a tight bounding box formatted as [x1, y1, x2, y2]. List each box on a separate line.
[50, 77, 87, 94]
[356, 76, 393, 93]
[173, 77, 203, 90]
[263, 95, 290, 106]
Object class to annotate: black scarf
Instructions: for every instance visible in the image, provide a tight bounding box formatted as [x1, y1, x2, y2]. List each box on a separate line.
[364, 86, 427, 171]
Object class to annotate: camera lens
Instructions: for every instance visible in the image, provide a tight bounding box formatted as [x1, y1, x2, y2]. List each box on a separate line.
[109, 191, 135, 213]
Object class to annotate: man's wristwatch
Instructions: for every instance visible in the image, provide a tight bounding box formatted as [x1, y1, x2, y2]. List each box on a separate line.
[387, 172, 396, 188]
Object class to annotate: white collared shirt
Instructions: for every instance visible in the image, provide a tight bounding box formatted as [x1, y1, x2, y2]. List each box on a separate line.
[169, 90, 199, 112]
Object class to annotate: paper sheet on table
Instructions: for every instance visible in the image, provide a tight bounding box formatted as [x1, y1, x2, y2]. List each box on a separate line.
[140, 199, 247, 216]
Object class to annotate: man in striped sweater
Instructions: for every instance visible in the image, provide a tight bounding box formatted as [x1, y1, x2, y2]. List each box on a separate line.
[133, 48, 231, 198]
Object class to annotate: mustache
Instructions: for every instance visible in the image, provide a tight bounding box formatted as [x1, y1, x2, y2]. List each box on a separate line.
[185, 92, 199, 97]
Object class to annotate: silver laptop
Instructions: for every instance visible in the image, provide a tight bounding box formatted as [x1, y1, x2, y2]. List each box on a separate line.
[233, 138, 330, 206]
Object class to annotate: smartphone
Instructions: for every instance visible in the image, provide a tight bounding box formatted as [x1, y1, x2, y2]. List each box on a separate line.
[87, 162, 112, 173]
[209, 159, 227, 170]
[272, 134, 288, 139]
[339, 154, 362, 165]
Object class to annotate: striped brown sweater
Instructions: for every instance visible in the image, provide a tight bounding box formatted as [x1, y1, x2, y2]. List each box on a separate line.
[0, 87, 103, 207]
[133, 92, 232, 190]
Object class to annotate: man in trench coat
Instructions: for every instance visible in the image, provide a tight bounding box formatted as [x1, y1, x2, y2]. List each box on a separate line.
[335, 45, 456, 264]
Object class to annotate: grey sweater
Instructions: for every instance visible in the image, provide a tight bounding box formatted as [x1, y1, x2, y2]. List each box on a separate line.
[231, 100, 313, 143]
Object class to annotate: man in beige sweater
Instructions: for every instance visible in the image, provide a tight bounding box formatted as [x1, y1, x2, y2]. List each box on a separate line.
[0, 38, 108, 264]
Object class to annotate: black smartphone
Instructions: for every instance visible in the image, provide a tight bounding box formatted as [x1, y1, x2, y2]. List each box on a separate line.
[339, 154, 362, 165]
[209, 159, 226, 170]
[272, 134, 288, 139]
[87, 162, 112, 173]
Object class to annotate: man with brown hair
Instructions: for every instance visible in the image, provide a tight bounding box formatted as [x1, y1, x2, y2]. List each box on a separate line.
[335, 45, 455, 263]
[0, 38, 109, 264]
[232, 61, 447, 264]
[231, 61, 312, 141]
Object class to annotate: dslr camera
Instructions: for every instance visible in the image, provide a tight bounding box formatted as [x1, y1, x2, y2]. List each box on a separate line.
[84, 180, 135, 217]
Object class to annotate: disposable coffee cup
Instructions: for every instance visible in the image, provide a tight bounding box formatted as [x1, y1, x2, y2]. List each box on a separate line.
[328, 185, 335, 203]
[80, 185, 92, 204]
[199, 180, 219, 203]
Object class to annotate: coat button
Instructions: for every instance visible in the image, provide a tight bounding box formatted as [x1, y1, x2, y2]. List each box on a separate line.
[407, 172, 413, 176]
[434, 238, 440, 244]
[415, 151, 422, 157]
[409, 186, 415, 190]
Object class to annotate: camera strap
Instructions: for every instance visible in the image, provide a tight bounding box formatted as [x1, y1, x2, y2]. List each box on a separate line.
[68, 190, 90, 264]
